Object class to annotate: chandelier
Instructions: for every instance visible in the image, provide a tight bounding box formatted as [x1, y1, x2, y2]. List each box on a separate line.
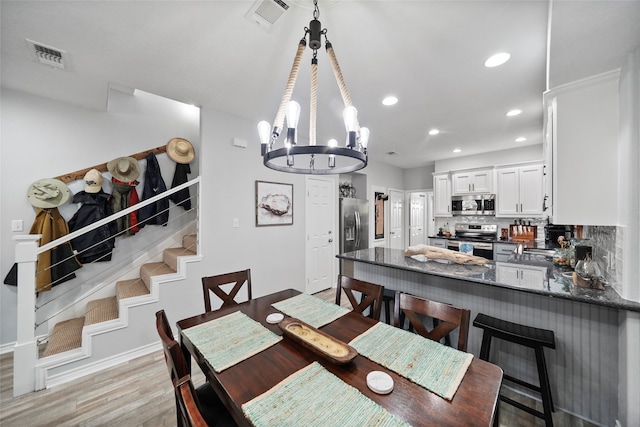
[258, 0, 369, 175]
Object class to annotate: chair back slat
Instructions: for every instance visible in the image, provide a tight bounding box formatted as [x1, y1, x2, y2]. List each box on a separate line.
[175, 375, 209, 427]
[336, 274, 384, 321]
[202, 269, 252, 312]
[394, 292, 471, 351]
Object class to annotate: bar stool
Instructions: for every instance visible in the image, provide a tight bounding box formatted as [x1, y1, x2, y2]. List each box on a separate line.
[473, 313, 556, 427]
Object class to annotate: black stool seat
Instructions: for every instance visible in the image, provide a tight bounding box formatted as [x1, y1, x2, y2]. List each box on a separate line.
[473, 313, 555, 349]
[473, 313, 556, 427]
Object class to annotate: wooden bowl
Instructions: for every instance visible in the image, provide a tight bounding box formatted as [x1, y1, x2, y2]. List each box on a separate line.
[278, 317, 358, 364]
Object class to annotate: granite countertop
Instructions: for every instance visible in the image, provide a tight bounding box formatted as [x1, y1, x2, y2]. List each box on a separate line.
[337, 247, 640, 312]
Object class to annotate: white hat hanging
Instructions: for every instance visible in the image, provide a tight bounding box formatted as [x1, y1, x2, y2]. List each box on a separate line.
[167, 138, 195, 164]
[107, 156, 140, 182]
[27, 178, 71, 208]
[84, 168, 103, 193]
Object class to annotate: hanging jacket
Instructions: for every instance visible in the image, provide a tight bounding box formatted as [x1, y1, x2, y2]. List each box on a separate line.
[169, 163, 192, 210]
[110, 178, 140, 235]
[68, 190, 117, 263]
[138, 152, 169, 227]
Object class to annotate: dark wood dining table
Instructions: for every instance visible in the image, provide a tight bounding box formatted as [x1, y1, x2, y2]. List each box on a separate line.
[177, 289, 503, 426]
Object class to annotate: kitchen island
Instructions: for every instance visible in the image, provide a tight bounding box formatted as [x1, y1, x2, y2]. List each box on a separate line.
[337, 247, 638, 426]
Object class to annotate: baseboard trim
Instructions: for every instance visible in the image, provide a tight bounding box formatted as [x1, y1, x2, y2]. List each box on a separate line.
[0, 341, 16, 355]
[45, 341, 162, 389]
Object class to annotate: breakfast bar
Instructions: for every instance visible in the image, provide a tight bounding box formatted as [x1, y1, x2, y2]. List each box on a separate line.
[337, 247, 640, 426]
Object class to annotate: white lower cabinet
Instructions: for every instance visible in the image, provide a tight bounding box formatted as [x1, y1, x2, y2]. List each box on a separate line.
[496, 163, 543, 217]
[495, 262, 547, 289]
[429, 238, 447, 248]
[493, 243, 518, 262]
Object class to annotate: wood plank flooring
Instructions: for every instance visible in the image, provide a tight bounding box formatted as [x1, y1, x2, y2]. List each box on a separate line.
[0, 288, 597, 426]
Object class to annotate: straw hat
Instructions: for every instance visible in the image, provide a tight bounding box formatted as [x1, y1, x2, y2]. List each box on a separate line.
[27, 178, 71, 208]
[167, 138, 195, 164]
[107, 157, 140, 182]
[84, 169, 103, 193]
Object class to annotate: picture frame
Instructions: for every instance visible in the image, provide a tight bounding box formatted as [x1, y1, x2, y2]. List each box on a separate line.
[255, 180, 294, 226]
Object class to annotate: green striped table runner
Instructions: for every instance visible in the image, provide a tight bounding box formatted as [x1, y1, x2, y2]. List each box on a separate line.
[271, 293, 350, 328]
[350, 322, 473, 400]
[182, 310, 282, 373]
[242, 362, 411, 427]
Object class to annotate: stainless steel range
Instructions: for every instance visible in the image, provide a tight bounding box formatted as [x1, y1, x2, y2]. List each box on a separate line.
[447, 223, 498, 259]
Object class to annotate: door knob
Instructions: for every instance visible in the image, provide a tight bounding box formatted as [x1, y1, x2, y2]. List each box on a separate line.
[328, 238, 333, 243]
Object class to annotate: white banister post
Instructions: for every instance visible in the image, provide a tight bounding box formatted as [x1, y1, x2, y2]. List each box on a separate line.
[13, 234, 41, 397]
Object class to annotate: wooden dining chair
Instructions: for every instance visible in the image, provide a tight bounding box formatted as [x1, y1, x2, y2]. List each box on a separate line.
[155, 310, 237, 427]
[175, 374, 209, 427]
[202, 269, 252, 312]
[335, 274, 384, 321]
[393, 292, 471, 351]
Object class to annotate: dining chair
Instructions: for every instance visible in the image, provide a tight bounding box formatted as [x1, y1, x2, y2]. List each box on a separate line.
[335, 274, 384, 321]
[155, 310, 237, 427]
[175, 374, 209, 427]
[201, 269, 252, 312]
[393, 291, 471, 351]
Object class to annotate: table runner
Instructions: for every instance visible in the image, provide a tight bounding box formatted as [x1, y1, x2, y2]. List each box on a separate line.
[242, 362, 411, 427]
[271, 293, 350, 328]
[350, 322, 473, 400]
[182, 311, 282, 373]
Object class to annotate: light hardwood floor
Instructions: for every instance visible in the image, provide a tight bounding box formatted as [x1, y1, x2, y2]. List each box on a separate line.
[0, 288, 596, 426]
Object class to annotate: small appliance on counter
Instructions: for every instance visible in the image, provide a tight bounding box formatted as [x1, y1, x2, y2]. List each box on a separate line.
[545, 223, 575, 248]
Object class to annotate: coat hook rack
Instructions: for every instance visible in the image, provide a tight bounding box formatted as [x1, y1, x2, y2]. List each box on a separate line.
[54, 145, 168, 184]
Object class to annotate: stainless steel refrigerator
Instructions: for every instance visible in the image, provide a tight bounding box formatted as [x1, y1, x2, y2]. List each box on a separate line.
[339, 198, 369, 253]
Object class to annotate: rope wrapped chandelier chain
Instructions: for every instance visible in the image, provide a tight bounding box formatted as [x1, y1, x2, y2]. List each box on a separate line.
[258, 0, 369, 174]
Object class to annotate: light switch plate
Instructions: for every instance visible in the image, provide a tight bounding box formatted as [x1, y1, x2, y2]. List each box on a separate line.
[11, 220, 23, 232]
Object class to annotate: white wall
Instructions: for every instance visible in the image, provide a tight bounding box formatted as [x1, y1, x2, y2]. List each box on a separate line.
[0, 88, 200, 345]
[404, 164, 435, 190]
[435, 144, 543, 172]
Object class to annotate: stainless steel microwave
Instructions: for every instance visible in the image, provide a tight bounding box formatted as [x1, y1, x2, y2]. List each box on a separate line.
[451, 194, 495, 216]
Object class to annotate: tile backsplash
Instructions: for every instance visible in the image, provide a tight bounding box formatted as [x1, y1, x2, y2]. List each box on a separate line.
[583, 225, 621, 293]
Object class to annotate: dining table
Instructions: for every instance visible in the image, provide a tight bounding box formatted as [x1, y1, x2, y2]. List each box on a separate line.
[177, 289, 503, 427]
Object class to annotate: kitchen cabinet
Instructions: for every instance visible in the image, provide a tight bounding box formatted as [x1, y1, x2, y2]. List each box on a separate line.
[495, 262, 547, 289]
[452, 168, 493, 195]
[493, 242, 518, 262]
[543, 70, 619, 225]
[433, 173, 451, 217]
[429, 238, 447, 248]
[496, 163, 543, 217]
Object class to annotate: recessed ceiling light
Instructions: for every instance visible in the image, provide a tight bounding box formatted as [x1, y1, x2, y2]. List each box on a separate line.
[428, 129, 440, 136]
[506, 109, 522, 117]
[515, 137, 527, 142]
[453, 148, 462, 153]
[382, 96, 398, 106]
[484, 52, 510, 68]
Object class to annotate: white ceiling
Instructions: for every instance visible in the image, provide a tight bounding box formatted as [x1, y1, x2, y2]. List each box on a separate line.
[2, 1, 639, 170]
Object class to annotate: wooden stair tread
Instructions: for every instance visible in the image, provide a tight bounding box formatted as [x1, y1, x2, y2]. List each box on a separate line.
[42, 317, 85, 357]
[163, 247, 196, 271]
[116, 278, 150, 299]
[182, 234, 197, 252]
[85, 296, 118, 326]
[140, 262, 175, 286]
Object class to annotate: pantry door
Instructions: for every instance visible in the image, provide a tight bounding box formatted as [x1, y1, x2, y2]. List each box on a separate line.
[389, 189, 404, 250]
[305, 176, 335, 294]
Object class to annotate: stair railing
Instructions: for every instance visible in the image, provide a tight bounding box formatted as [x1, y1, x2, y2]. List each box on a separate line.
[11, 176, 201, 397]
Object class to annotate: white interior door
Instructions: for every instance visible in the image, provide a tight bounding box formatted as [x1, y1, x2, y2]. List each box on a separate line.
[389, 189, 404, 250]
[409, 192, 426, 246]
[305, 177, 335, 294]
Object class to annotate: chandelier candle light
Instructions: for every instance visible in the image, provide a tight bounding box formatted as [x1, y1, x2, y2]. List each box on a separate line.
[258, 0, 369, 174]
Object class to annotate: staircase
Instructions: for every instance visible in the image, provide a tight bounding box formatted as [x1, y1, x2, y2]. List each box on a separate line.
[41, 234, 197, 358]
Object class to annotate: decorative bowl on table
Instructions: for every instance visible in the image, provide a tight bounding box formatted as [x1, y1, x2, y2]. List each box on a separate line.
[278, 317, 358, 365]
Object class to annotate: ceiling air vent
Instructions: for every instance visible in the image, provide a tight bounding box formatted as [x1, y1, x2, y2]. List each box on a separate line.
[25, 39, 69, 70]
[245, 0, 289, 31]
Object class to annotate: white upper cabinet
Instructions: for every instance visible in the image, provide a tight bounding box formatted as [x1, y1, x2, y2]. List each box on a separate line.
[433, 173, 452, 217]
[452, 168, 494, 195]
[543, 70, 619, 225]
[496, 163, 544, 217]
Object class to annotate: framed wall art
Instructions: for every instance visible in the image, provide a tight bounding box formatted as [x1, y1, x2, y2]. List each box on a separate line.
[255, 180, 293, 226]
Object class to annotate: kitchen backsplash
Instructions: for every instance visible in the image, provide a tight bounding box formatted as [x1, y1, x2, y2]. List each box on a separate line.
[434, 216, 547, 239]
[583, 225, 620, 292]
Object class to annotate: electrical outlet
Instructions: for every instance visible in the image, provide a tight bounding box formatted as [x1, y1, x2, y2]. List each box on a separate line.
[232, 218, 240, 228]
